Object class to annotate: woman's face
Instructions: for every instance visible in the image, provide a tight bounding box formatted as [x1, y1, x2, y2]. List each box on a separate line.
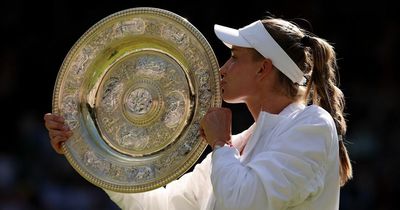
[219, 46, 264, 103]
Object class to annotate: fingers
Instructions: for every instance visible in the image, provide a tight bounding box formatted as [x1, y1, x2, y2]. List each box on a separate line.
[44, 113, 65, 123]
[199, 128, 206, 139]
[44, 113, 72, 155]
[49, 129, 73, 140]
[44, 113, 69, 131]
[45, 120, 69, 131]
[199, 107, 232, 148]
[201, 107, 232, 125]
[50, 136, 66, 154]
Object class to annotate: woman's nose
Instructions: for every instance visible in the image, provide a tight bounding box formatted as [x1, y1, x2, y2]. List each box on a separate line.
[219, 60, 228, 76]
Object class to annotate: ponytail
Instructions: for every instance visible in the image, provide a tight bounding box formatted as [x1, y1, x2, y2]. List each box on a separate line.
[304, 36, 353, 186]
[261, 18, 353, 186]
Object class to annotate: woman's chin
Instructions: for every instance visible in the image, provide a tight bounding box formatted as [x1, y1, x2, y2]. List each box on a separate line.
[222, 95, 242, 104]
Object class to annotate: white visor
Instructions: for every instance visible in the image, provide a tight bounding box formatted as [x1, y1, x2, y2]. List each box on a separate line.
[214, 20, 304, 84]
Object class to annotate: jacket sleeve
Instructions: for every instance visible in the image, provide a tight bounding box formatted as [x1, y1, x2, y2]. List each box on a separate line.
[104, 153, 212, 210]
[211, 117, 337, 210]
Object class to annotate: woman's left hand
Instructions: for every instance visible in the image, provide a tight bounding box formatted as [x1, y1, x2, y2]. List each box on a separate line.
[200, 107, 232, 149]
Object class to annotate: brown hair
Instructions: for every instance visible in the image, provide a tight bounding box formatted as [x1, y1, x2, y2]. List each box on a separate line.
[260, 18, 352, 186]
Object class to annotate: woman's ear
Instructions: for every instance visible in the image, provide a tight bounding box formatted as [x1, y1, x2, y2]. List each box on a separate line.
[256, 58, 273, 80]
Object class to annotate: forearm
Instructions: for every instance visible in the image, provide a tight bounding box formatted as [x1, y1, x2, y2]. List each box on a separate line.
[211, 147, 265, 209]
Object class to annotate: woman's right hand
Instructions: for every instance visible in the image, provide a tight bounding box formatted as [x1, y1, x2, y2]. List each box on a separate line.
[43, 113, 73, 154]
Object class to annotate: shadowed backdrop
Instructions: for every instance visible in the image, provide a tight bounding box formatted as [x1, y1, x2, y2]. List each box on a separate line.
[1, 0, 399, 209]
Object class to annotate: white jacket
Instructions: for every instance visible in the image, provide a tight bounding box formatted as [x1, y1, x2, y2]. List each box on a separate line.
[105, 103, 340, 210]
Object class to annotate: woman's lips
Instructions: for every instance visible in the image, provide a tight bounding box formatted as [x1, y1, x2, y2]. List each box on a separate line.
[220, 81, 226, 92]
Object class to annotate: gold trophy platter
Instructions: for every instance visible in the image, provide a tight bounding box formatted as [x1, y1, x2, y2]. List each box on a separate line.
[52, 7, 221, 192]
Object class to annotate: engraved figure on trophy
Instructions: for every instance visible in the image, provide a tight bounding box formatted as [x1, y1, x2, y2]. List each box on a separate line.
[101, 77, 123, 113]
[126, 88, 153, 115]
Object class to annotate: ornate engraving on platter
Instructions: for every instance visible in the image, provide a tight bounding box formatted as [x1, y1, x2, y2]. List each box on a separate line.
[136, 56, 167, 77]
[118, 18, 146, 35]
[161, 24, 190, 48]
[101, 77, 123, 112]
[83, 151, 110, 175]
[71, 48, 94, 77]
[61, 95, 79, 130]
[144, 20, 161, 36]
[164, 91, 185, 128]
[53, 8, 220, 193]
[117, 125, 149, 150]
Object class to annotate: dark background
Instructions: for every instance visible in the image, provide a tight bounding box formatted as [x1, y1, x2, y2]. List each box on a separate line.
[1, 0, 399, 209]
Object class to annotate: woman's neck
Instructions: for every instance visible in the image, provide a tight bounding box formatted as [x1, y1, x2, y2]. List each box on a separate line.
[246, 94, 294, 122]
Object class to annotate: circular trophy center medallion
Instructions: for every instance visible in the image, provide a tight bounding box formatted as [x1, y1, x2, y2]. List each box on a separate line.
[126, 88, 152, 115]
[122, 79, 164, 126]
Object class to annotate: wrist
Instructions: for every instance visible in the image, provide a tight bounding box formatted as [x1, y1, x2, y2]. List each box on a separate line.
[212, 140, 228, 150]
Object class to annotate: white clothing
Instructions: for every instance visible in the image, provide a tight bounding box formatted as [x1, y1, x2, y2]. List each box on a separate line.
[104, 103, 340, 210]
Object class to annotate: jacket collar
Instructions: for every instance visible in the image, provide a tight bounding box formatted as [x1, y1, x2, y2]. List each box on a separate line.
[240, 103, 305, 161]
[278, 102, 305, 118]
